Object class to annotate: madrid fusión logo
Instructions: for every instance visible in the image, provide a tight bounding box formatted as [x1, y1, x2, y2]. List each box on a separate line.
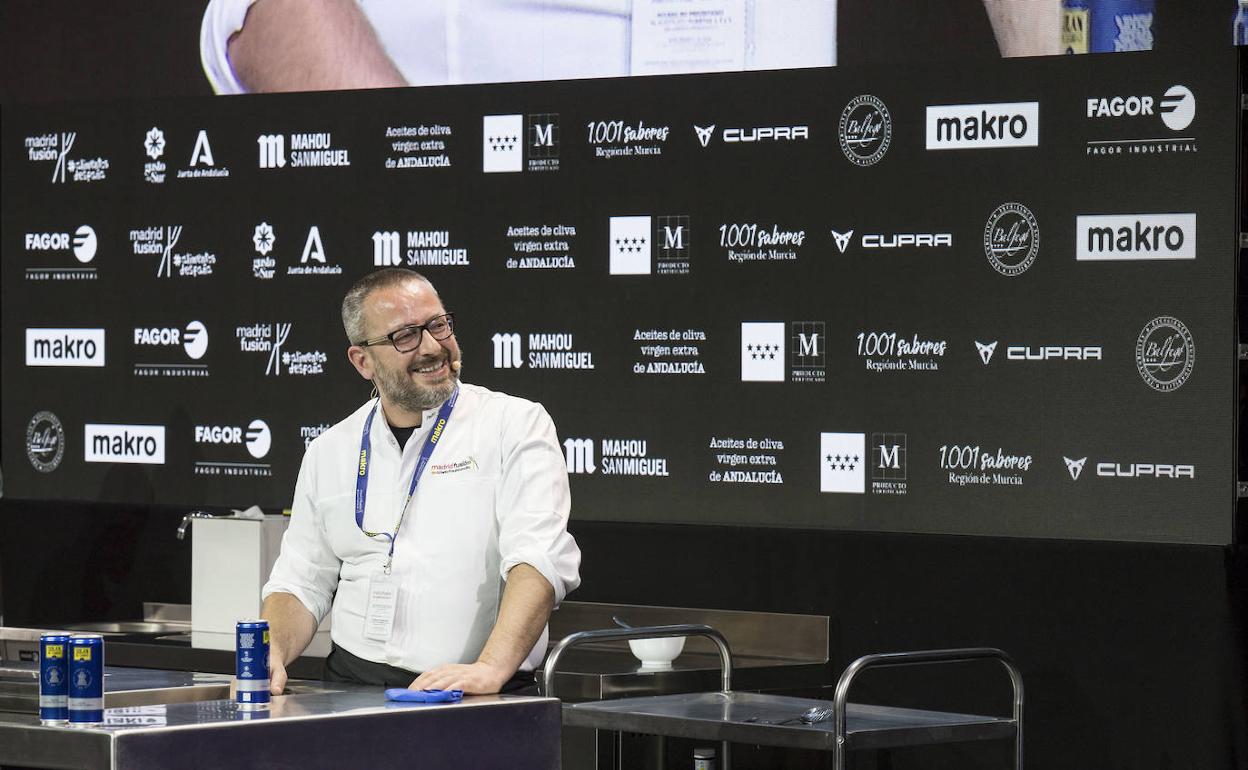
[839, 95, 891, 166]
[26, 411, 65, 472]
[1135, 316, 1194, 392]
[983, 203, 1039, 277]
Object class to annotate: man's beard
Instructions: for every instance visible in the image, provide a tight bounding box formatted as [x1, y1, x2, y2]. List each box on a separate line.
[373, 349, 460, 413]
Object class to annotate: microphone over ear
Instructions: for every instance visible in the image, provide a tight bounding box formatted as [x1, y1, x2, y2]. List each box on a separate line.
[451, 359, 462, 372]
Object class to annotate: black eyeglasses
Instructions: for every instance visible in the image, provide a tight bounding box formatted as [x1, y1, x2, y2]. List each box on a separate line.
[356, 313, 455, 352]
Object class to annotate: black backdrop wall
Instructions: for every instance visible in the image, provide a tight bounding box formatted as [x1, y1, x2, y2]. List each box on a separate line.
[2, 1, 1246, 768]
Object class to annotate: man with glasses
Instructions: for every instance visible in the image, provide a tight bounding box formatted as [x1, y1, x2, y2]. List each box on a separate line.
[260, 268, 581, 695]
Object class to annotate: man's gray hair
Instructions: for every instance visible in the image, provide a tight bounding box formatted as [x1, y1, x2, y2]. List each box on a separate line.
[341, 268, 436, 343]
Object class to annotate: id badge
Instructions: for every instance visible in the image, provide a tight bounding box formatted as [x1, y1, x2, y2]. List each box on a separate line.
[631, 0, 748, 75]
[363, 573, 398, 642]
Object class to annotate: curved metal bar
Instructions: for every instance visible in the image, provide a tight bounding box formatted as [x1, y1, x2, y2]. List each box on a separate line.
[540, 623, 733, 699]
[831, 647, 1024, 770]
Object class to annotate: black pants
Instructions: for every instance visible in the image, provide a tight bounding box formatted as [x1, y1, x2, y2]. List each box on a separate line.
[323, 643, 539, 695]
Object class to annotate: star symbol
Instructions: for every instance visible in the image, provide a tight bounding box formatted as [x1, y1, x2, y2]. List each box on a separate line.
[144, 127, 165, 160]
[252, 222, 275, 255]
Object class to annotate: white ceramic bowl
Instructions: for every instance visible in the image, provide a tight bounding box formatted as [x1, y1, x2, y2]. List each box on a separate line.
[628, 636, 686, 669]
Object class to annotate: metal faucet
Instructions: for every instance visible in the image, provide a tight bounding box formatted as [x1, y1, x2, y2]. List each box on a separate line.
[176, 510, 216, 540]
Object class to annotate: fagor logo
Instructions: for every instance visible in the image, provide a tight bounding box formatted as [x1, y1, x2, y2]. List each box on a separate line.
[26, 328, 105, 367]
[926, 102, 1040, 150]
[1087, 86, 1195, 131]
[84, 424, 165, 464]
[195, 420, 271, 459]
[1076, 214, 1195, 261]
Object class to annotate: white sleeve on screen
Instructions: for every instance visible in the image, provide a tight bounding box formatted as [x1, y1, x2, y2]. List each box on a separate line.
[495, 400, 582, 607]
[200, 0, 259, 94]
[261, 445, 342, 623]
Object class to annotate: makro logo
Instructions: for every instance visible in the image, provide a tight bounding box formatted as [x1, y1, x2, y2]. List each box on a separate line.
[1087, 86, 1195, 131]
[84, 424, 165, 464]
[1076, 214, 1195, 261]
[26, 328, 105, 367]
[925, 102, 1039, 150]
[563, 438, 596, 474]
[195, 420, 271, 459]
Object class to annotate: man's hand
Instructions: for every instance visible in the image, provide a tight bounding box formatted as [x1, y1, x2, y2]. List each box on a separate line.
[410, 661, 512, 695]
[268, 654, 289, 696]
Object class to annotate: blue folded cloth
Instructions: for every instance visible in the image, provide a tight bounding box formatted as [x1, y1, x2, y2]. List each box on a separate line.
[384, 688, 464, 703]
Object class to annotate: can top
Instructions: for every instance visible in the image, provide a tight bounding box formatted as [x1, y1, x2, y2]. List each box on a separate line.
[236, 619, 270, 628]
[68, 633, 104, 641]
[40, 633, 72, 641]
[694, 748, 717, 758]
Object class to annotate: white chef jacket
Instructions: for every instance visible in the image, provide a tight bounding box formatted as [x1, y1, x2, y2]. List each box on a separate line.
[262, 382, 581, 673]
[201, 0, 836, 94]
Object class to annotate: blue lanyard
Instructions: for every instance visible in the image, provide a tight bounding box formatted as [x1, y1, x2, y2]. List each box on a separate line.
[355, 387, 458, 573]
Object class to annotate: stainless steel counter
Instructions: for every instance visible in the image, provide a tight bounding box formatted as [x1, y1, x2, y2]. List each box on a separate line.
[0, 684, 561, 769]
[0, 662, 232, 714]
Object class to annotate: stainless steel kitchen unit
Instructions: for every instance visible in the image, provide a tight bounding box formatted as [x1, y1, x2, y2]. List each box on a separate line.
[0, 678, 561, 769]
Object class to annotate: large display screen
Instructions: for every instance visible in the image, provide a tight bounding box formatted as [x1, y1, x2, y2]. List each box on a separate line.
[2, 46, 1236, 544]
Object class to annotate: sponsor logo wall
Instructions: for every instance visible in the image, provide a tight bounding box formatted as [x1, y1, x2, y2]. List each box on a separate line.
[0, 52, 1236, 544]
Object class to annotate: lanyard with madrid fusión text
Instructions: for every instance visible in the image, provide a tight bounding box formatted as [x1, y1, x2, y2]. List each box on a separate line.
[354, 387, 458, 574]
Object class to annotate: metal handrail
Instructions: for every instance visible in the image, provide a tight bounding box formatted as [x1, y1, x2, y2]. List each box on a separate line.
[540, 623, 733, 698]
[831, 647, 1024, 770]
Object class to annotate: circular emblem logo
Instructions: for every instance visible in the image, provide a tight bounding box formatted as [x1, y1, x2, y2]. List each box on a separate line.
[25, 411, 65, 473]
[245, 419, 272, 459]
[1160, 85, 1195, 132]
[983, 203, 1039, 277]
[184, 320, 209, 360]
[1136, 316, 1194, 392]
[839, 95, 892, 167]
[73, 225, 97, 263]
